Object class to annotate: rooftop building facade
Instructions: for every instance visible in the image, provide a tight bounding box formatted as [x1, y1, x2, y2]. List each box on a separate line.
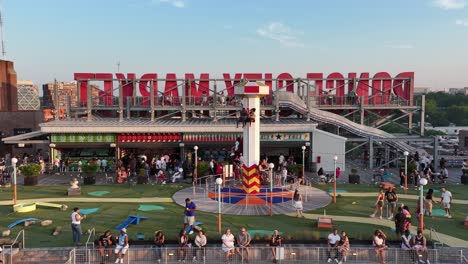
[42, 81, 100, 109]
[17, 80, 40, 110]
[0, 60, 17, 111]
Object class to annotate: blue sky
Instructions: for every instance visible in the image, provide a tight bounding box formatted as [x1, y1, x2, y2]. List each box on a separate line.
[4, 0, 468, 90]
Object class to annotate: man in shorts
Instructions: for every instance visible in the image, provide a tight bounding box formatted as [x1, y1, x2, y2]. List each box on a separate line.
[184, 198, 197, 234]
[114, 228, 129, 264]
[385, 186, 398, 220]
[440, 188, 452, 218]
[236, 227, 251, 263]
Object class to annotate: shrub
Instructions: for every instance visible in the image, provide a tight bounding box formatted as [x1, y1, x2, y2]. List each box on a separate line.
[82, 163, 99, 175]
[19, 164, 41, 177]
[197, 161, 210, 176]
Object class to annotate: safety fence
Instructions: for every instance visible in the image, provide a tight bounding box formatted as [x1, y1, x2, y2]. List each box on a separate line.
[42, 246, 467, 264]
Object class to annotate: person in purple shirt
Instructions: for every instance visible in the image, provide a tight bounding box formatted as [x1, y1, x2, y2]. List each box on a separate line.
[184, 198, 197, 234]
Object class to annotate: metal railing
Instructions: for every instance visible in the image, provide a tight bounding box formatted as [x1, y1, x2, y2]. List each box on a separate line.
[64, 248, 76, 264]
[2, 229, 25, 264]
[64, 246, 466, 264]
[0, 245, 465, 263]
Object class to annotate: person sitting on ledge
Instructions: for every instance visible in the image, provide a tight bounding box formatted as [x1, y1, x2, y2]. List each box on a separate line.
[237, 108, 248, 128]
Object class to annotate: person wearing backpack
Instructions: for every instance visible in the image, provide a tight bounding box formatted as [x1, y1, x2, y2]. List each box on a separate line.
[385, 186, 398, 220]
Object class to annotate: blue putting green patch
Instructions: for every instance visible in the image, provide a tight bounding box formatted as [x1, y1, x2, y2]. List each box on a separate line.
[88, 191, 110, 197]
[138, 205, 165, 211]
[432, 208, 446, 217]
[80, 208, 99, 215]
[328, 189, 348, 193]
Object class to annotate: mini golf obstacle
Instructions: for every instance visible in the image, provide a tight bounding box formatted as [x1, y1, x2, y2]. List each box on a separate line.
[79, 208, 100, 215]
[13, 202, 68, 213]
[115, 215, 148, 230]
[8, 218, 39, 228]
[185, 221, 203, 233]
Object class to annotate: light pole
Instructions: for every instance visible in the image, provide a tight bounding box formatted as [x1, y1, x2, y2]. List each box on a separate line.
[301, 146, 306, 183]
[49, 143, 56, 172]
[216, 177, 223, 234]
[268, 163, 275, 216]
[194, 146, 198, 184]
[419, 178, 428, 231]
[403, 151, 409, 193]
[11, 157, 18, 205]
[333, 155, 338, 204]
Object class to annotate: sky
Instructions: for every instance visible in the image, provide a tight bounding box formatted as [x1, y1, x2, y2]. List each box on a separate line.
[3, 0, 468, 90]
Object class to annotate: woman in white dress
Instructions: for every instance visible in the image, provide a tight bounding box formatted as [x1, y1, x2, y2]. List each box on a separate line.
[221, 228, 235, 263]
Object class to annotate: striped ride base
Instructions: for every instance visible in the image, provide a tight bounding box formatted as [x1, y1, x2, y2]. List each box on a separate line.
[208, 186, 293, 205]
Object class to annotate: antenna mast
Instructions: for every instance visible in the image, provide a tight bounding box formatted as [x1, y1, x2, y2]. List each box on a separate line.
[117, 61, 120, 72]
[0, 0, 5, 59]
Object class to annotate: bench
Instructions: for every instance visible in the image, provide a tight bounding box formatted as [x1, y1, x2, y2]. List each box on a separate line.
[317, 217, 333, 229]
[464, 216, 468, 227]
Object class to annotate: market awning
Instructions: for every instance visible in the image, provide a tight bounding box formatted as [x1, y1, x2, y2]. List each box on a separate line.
[1, 130, 49, 144]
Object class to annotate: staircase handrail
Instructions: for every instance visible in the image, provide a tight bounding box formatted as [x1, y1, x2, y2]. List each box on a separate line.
[275, 91, 426, 155]
[2, 229, 25, 264]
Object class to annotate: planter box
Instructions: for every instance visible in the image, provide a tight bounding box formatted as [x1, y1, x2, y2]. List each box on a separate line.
[137, 176, 147, 184]
[349, 174, 360, 184]
[462, 175, 468, 185]
[83, 175, 96, 185]
[24, 176, 38, 186]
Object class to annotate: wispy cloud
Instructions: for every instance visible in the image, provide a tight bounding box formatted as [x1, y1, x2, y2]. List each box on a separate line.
[385, 44, 415, 49]
[456, 19, 468, 26]
[256, 22, 304, 47]
[156, 0, 186, 8]
[433, 0, 467, 10]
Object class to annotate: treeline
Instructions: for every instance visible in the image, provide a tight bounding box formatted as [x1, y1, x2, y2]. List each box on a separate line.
[417, 92, 468, 126]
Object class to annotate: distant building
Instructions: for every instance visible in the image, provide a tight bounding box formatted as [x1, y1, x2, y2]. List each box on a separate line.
[17, 80, 40, 110]
[0, 60, 17, 111]
[42, 81, 100, 109]
[447, 87, 467, 95]
[414, 87, 431, 95]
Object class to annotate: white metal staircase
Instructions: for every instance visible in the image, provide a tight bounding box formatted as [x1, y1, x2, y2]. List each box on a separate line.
[275, 91, 424, 154]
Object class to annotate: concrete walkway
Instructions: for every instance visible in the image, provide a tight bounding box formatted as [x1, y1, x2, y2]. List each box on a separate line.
[0, 197, 172, 206]
[298, 212, 468, 248]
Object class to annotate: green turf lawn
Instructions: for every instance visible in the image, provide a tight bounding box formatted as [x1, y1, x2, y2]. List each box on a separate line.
[0, 183, 466, 248]
[0, 202, 394, 248]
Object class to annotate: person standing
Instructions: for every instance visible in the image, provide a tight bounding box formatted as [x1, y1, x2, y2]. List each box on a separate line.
[440, 188, 452, 218]
[184, 198, 197, 234]
[114, 228, 129, 264]
[71, 207, 86, 246]
[326, 229, 340, 263]
[236, 227, 251, 263]
[394, 207, 406, 237]
[193, 230, 207, 262]
[292, 189, 304, 218]
[425, 189, 436, 217]
[385, 186, 398, 220]
[154, 230, 165, 263]
[370, 189, 385, 219]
